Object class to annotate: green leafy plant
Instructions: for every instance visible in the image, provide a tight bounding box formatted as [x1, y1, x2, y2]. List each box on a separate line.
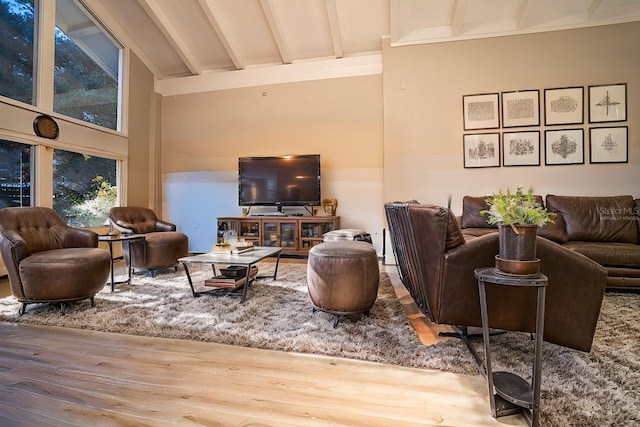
[481, 186, 553, 230]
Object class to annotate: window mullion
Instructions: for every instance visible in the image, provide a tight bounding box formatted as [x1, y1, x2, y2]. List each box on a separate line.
[35, 0, 55, 111]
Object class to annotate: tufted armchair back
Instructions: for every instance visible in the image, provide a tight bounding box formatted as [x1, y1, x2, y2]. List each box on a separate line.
[0, 206, 98, 261]
[109, 206, 176, 234]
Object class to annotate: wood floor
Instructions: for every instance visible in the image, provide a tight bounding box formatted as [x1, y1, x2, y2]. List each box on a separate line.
[0, 264, 526, 426]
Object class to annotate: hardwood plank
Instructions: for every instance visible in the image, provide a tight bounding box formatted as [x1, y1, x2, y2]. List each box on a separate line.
[0, 321, 526, 426]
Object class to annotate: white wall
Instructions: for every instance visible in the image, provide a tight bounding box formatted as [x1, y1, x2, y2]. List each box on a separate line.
[164, 171, 237, 253]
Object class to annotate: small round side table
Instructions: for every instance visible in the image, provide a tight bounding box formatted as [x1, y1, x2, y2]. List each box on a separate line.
[474, 267, 548, 427]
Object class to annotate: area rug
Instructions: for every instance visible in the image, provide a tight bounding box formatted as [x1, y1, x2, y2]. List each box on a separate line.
[1, 263, 638, 426]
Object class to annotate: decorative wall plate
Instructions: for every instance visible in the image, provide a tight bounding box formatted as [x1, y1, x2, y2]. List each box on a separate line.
[33, 114, 59, 139]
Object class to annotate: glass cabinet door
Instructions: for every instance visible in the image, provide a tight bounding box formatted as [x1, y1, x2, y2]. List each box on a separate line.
[239, 220, 260, 244]
[261, 221, 297, 250]
[280, 222, 296, 248]
[299, 220, 337, 252]
[262, 222, 279, 247]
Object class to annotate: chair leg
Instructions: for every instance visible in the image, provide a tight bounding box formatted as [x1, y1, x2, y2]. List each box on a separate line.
[18, 303, 28, 316]
[333, 315, 340, 328]
[90, 296, 96, 307]
[59, 302, 67, 315]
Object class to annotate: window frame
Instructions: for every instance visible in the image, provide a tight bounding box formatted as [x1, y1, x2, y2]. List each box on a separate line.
[0, 0, 128, 220]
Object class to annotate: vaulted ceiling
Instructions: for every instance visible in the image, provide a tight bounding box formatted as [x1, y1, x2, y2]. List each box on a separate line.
[82, 0, 640, 89]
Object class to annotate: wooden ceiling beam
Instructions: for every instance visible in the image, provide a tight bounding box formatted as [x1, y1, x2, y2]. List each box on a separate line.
[517, 0, 539, 30]
[325, 0, 344, 59]
[450, 0, 469, 36]
[260, 0, 293, 64]
[137, 0, 202, 75]
[588, 0, 606, 21]
[197, 0, 245, 70]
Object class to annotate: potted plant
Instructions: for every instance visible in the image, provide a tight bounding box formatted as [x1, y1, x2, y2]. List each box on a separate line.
[481, 186, 553, 275]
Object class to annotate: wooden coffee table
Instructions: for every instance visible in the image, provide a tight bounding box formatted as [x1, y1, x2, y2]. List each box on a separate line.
[178, 246, 282, 302]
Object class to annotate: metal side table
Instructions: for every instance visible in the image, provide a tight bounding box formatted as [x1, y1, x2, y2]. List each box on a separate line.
[99, 234, 145, 292]
[474, 267, 547, 427]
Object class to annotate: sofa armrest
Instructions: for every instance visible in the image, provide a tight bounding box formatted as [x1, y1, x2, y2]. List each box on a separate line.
[111, 220, 137, 234]
[62, 227, 99, 248]
[536, 237, 606, 351]
[0, 230, 31, 296]
[0, 229, 31, 265]
[439, 234, 606, 351]
[155, 219, 176, 232]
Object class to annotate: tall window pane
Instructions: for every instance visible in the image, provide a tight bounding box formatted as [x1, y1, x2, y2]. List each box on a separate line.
[0, 139, 32, 208]
[0, 0, 35, 105]
[53, 149, 117, 227]
[54, 0, 121, 130]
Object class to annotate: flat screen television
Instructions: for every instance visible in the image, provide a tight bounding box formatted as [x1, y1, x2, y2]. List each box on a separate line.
[238, 155, 321, 207]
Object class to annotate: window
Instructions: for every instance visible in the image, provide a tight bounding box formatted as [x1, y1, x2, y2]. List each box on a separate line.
[53, 149, 117, 227]
[54, 0, 121, 130]
[0, 0, 36, 105]
[0, 139, 32, 208]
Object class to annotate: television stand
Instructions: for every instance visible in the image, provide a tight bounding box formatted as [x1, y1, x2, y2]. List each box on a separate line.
[217, 215, 340, 256]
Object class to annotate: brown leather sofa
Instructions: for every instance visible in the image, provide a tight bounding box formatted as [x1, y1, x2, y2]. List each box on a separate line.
[109, 207, 188, 276]
[385, 201, 607, 352]
[461, 194, 640, 290]
[0, 207, 110, 314]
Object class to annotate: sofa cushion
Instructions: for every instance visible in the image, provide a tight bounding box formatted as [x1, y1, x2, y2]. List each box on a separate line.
[445, 209, 465, 250]
[461, 227, 496, 240]
[538, 212, 568, 244]
[562, 241, 640, 267]
[546, 195, 638, 244]
[461, 196, 495, 229]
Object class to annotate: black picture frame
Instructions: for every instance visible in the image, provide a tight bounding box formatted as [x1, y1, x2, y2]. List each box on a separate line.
[588, 83, 627, 123]
[544, 87, 584, 125]
[501, 90, 540, 128]
[463, 133, 500, 168]
[502, 131, 540, 166]
[589, 126, 628, 164]
[463, 93, 500, 130]
[544, 129, 584, 165]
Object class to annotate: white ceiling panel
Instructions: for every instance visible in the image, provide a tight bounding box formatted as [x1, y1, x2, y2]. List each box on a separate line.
[334, 0, 389, 54]
[273, 0, 334, 60]
[85, 0, 640, 87]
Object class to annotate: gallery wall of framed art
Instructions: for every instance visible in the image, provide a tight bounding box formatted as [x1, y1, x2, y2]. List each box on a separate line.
[462, 83, 628, 168]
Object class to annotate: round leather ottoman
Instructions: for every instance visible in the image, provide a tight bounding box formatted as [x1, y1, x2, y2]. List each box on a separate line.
[307, 241, 379, 327]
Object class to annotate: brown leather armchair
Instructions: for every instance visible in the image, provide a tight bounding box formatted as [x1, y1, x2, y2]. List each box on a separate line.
[0, 207, 110, 315]
[109, 207, 188, 276]
[385, 201, 607, 352]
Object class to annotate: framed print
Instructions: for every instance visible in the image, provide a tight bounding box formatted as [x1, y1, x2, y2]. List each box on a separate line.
[501, 90, 540, 127]
[589, 83, 627, 123]
[463, 133, 500, 168]
[590, 126, 628, 163]
[544, 87, 583, 125]
[544, 129, 584, 165]
[463, 93, 500, 130]
[502, 131, 540, 166]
